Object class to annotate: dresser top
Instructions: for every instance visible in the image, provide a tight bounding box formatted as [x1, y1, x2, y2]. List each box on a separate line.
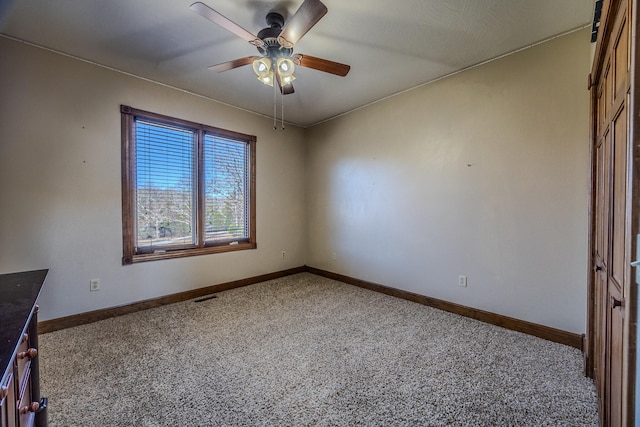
[1, 269, 48, 378]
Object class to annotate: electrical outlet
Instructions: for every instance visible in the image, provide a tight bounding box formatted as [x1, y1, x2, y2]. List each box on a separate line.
[458, 275, 467, 287]
[281, 251, 286, 259]
[331, 252, 337, 260]
[90, 278, 101, 292]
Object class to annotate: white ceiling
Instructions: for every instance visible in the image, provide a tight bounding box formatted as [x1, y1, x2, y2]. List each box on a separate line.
[0, 0, 594, 127]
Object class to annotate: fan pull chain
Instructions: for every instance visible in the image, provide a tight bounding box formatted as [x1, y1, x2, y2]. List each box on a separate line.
[281, 87, 285, 130]
[273, 79, 277, 130]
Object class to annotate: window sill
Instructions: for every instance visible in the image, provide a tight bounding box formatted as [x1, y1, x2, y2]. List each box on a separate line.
[123, 242, 257, 264]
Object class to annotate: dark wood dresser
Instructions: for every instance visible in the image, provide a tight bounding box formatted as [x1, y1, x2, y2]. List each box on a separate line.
[0, 270, 48, 427]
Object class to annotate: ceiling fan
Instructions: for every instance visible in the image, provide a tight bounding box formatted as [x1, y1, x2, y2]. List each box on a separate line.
[190, 0, 350, 95]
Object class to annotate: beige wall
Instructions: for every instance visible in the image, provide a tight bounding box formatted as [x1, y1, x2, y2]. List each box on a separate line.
[0, 37, 307, 321]
[305, 29, 591, 333]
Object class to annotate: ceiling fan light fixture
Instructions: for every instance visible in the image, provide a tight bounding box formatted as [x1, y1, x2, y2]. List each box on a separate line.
[252, 57, 274, 86]
[281, 74, 296, 85]
[258, 73, 274, 86]
[277, 57, 295, 78]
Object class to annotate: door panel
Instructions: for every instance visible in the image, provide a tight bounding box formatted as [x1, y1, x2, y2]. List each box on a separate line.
[594, 129, 612, 421]
[613, 16, 628, 100]
[611, 104, 627, 287]
[608, 284, 624, 427]
[595, 267, 608, 416]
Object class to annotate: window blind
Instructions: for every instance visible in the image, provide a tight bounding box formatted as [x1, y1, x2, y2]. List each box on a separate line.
[204, 133, 248, 242]
[135, 119, 196, 251]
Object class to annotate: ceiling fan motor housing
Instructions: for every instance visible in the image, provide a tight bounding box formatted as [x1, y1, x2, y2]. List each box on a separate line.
[257, 13, 293, 59]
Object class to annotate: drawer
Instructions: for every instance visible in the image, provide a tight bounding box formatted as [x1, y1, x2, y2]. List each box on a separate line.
[1, 372, 16, 427]
[16, 375, 36, 427]
[15, 336, 36, 397]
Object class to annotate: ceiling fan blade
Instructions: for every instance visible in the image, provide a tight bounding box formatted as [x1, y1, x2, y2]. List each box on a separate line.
[190, 2, 264, 48]
[276, 73, 295, 95]
[277, 0, 327, 48]
[208, 56, 258, 73]
[293, 54, 350, 77]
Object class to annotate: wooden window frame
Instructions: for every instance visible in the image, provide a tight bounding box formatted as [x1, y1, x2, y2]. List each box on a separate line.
[121, 105, 256, 264]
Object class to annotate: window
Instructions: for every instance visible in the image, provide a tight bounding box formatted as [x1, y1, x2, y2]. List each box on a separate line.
[121, 105, 256, 264]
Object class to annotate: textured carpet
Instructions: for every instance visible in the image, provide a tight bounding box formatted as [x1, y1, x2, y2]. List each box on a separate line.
[39, 273, 598, 426]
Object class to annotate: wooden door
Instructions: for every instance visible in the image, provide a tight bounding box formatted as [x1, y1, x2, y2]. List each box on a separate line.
[588, 0, 634, 425]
